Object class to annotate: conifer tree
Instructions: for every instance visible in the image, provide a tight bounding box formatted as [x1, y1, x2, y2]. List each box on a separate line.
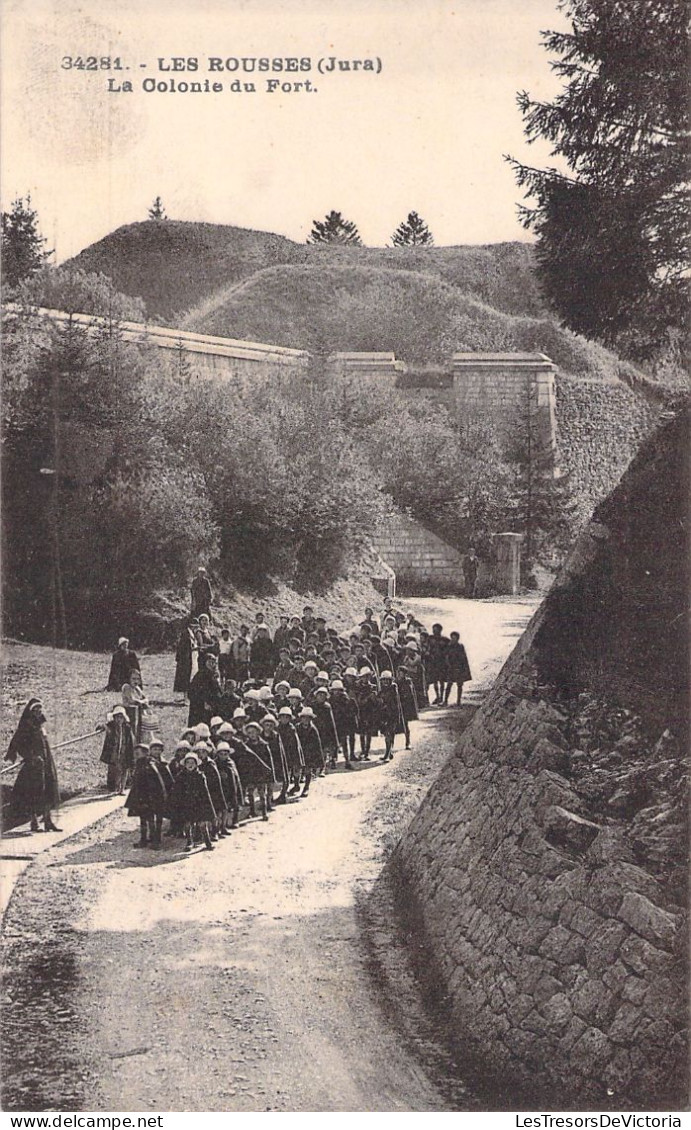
[508, 384, 578, 571]
[307, 210, 362, 245]
[1, 195, 52, 289]
[507, 0, 689, 359]
[391, 211, 434, 247]
[148, 196, 167, 220]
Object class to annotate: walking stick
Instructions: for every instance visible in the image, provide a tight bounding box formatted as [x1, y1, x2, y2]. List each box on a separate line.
[2, 726, 105, 774]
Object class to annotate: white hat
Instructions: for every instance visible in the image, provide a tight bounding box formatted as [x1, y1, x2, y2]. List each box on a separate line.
[380, 670, 393, 679]
[184, 752, 200, 765]
[330, 679, 344, 690]
[193, 742, 208, 754]
[316, 671, 329, 681]
[233, 707, 248, 720]
[299, 706, 314, 718]
[210, 716, 223, 728]
[304, 661, 318, 671]
[218, 722, 233, 733]
[245, 720, 262, 731]
[314, 686, 329, 696]
[149, 737, 164, 748]
[118, 637, 128, 646]
[344, 667, 358, 677]
[405, 641, 419, 651]
[245, 689, 260, 701]
[175, 740, 192, 753]
[194, 723, 211, 738]
[106, 712, 114, 723]
[112, 705, 128, 718]
[262, 713, 277, 724]
[257, 686, 273, 702]
[278, 707, 294, 717]
[274, 680, 290, 691]
[216, 741, 231, 752]
[287, 688, 303, 699]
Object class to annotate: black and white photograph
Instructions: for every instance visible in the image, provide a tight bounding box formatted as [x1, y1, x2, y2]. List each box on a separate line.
[1, 0, 688, 1117]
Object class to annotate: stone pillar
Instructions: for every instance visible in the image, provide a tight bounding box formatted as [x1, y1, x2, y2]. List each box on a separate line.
[493, 532, 523, 595]
[452, 352, 558, 472]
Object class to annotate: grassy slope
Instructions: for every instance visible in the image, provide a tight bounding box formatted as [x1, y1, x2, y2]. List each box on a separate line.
[64, 220, 544, 323]
[182, 260, 638, 377]
[65, 220, 638, 378]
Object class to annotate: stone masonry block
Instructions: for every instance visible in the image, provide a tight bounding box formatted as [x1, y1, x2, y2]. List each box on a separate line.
[618, 891, 678, 951]
[585, 920, 629, 973]
[542, 806, 601, 853]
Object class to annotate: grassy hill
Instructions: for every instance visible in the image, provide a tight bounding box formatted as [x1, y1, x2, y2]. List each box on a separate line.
[63, 219, 645, 380]
[64, 220, 544, 324]
[181, 260, 638, 378]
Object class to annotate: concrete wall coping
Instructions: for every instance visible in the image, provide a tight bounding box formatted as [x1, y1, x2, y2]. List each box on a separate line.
[452, 351, 555, 367]
[8, 305, 310, 365]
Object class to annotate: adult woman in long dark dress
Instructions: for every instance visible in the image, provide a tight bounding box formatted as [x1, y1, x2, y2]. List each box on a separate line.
[173, 619, 196, 695]
[187, 652, 223, 727]
[4, 698, 61, 832]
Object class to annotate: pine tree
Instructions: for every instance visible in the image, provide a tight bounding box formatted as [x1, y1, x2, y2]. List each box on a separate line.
[507, 0, 689, 360]
[508, 383, 578, 571]
[148, 196, 167, 220]
[391, 211, 434, 247]
[307, 210, 362, 245]
[1, 195, 52, 289]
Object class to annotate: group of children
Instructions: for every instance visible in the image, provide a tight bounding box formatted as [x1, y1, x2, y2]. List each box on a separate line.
[101, 599, 473, 854]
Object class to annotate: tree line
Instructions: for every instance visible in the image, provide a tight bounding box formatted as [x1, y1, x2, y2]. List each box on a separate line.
[146, 197, 433, 248]
[2, 258, 574, 645]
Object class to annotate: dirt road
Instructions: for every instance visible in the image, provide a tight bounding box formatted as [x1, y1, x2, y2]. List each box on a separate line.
[2, 595, 539, 1112]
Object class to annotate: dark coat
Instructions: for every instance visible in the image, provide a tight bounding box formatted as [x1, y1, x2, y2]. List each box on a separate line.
[173, 626, 194, 693]
[377, 683, 404, 735]
[426, 634, 450, 681]
[396, 675, 419, 722]
[273, 626, 292, 651]
[273, 660, 295, 684]
[156, 760, 175, 795]
[264, 731, 289, 785]
[331, 692, 359, 737]
[170, 766, 216, 824]
[218, 688, 242, 720]
[297, 722, 325, 770]
[187, 667, 222, 727]
[215, 756, 242, 809]
[403, 654, 426, 707]
[355, 686, 379, 733]
[445, 641, 472, 683]
[250, 636, 276, 680]
[200, 757, 227, 814]
[312, 700, 339, 755]
[231, 737, 275, 788]
[5, 700, 60, 816]
[100, 715, 134, 788]
[125, 759, 167, 818]
[277, 722, 304, 772]
[107, 648, 140, 692]
[190, 575, 212, 617]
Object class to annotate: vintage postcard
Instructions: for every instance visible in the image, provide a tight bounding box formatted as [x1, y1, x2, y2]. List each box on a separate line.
[1, 0, 687, 1119]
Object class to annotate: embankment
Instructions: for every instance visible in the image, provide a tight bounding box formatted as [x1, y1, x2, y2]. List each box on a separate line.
[391, 407, 689, 1109]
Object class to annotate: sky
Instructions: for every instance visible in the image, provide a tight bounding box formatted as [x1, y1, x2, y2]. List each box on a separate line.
[1, 0, 568, 261]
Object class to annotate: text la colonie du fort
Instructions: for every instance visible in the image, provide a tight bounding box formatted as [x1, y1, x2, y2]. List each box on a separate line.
[107, 55, 382, 94]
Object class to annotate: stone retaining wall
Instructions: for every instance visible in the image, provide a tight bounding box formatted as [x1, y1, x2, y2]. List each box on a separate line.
[392, 409, 689, 1108]
[371, 512, 465, 593]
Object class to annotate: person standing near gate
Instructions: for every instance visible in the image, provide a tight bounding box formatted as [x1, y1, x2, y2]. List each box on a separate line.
[462, 547, 479, 598]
